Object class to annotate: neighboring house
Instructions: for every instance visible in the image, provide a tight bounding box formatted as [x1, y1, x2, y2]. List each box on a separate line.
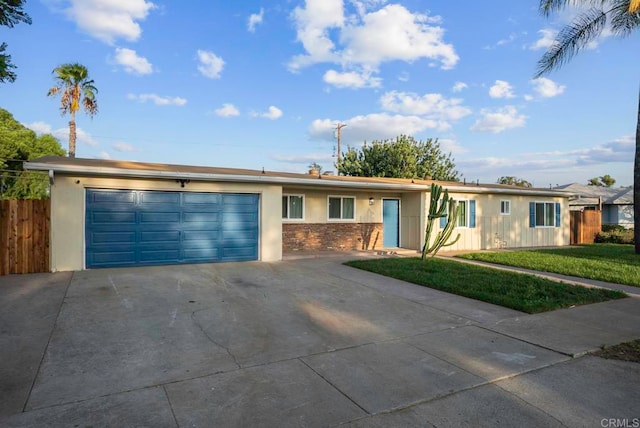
[554, 183, 634, 228]
[25, 157, 570, 272]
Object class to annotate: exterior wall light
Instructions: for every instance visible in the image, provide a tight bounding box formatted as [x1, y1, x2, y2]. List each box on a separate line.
[369, 197, 375, 205]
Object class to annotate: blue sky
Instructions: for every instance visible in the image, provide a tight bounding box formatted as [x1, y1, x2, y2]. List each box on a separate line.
[2, 0, 637, 186]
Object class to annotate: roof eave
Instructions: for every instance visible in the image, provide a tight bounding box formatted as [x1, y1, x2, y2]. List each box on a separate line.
[25, 161, 570, 197]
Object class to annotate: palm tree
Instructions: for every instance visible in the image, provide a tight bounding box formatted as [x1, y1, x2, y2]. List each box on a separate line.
[536, 0, 640, 253]
[47, 63, 98, 158]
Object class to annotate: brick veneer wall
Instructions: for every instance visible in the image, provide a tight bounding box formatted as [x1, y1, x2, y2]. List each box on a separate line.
[282, 223, 383, 252]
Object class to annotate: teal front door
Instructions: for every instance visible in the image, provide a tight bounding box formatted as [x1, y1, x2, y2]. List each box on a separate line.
[383, 199, 400, 247]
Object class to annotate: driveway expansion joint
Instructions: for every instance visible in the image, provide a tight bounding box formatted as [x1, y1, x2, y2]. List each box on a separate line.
[298, 358, 370, 416]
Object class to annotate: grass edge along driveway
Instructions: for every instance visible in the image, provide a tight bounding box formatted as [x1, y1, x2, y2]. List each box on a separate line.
[457, 244, 640, 288]
[345, 257, 625, 314]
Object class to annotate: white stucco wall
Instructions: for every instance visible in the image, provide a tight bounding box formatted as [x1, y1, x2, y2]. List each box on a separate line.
[50, 175, 282, 272]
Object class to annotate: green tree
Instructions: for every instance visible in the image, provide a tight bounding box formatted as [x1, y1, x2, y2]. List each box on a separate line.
[337, 135, 460, 181]
[0, 0, 31, 83]
[588, 174, 617, 187]
[497, 176, 532, 187]
[536, 0, 639, 252]
[47, 63, 98, 158]
[0, 108, 65, 199]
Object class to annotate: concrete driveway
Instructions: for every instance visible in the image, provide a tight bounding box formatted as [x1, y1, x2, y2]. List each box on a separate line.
[1, 254, 639, 427]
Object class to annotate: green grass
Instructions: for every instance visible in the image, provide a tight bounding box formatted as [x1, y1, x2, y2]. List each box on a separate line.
[345, 257, 625, 314]
[457, 244, 640, 287]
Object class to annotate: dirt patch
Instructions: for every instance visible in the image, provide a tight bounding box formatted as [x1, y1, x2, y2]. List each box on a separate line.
[593, 339, 640, 363]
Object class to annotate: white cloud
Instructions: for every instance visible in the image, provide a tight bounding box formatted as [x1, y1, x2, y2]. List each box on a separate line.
[114, 48, 153, 75]
[459, 135, 634, 182]
[471, 106, 526, 133]
[127, 93, 187, 106]
[529, 28, 556, 50]
[289, 2, 457, 86]
[197, 50, 225, 79]
[380, 91, 471, 123]
[397, 71, 409, 82]
[26, 121, 99, 148]
[50, 127, 99, 147]
[309, 113, 440, 144]
[112, 142, 136, 152]
[452, 81, 468, 92]
[530, 77, 566, 98]
[248, 8, 264, 32]
[252, 106, 283, 120]
[215, 103, 240, 117]
[25, 121, 52, 135]
[339, 5, 458, 69]
[489, 80, 516, 99]
[437, 138, 468, 155]
[289, 0, 344, 70]
[62, 0, 155, 44]
[323, 69, 381, 88]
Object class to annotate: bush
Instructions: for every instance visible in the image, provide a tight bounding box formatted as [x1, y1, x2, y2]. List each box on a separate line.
[602, 224, 628, 233]
[595, 229, 634, 244]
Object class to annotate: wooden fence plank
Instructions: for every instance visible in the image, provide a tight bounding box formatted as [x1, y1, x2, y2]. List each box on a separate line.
[0, 199, 51, 275]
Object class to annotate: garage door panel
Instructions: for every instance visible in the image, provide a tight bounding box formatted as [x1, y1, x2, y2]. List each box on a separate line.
[182, 212, 220, 223]
[86, 190, 258, 268]
[90, 231, 136, 244]
[139, 249, 180, 263]
[90, 250, 136, 266]
[183, 248, 219, 261]
[221, 246, 257, 260]
[182, 230, 219, 241]
[183, 193, 221, 205]
[89, 190, 136, 204]
[140, 231, 181, 242]
[139, 211, 181, 223]
[139, 191, 180, 205]
[90, 211, 137, 224]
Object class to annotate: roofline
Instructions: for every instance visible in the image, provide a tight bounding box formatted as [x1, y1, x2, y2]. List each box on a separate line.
[25, 160, 570, 197]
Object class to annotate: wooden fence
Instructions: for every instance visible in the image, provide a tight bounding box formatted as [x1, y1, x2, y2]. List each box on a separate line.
[0, 199, 50, 275]
[570, 209, 601, 245]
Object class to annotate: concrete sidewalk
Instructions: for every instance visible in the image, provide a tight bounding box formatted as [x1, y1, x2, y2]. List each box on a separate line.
[1, 256, 638, 427]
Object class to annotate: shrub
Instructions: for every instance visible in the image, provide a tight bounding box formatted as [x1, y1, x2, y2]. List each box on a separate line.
[595, 229, 634, 244]
[602, 224, 628, 233]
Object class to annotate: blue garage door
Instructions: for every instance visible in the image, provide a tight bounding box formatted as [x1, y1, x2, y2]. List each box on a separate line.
[85, 189, 259, 268]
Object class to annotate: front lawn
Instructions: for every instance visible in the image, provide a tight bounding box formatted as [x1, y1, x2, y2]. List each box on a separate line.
[345, 257, 625, 314]
[457, 244, 640, 287]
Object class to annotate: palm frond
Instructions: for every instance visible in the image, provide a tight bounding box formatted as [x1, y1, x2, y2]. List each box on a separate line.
[610, 1, 640, 35]
[536, 8, 608, 77]
[539, 0, 609, 16]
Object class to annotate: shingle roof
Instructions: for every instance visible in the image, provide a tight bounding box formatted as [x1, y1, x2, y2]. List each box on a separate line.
[554, 183, 633, 205]
[25, 156, 568, 196]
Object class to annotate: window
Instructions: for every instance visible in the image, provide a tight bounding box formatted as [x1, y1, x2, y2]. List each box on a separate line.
[457, 200, 468, 227]
[328, 196, 355, 220]
[500, 200, 511, 215]
[441, 200, 476, 229]
[282, 195, 304, 220]
[530, 202, 559, 227]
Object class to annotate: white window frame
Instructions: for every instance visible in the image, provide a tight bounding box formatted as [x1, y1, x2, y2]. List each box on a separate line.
[455, 199, 469, 229]
[534, 201, 556, 228]
[327, 195, 356, 221]
[282, 194, 305, 221]
[500, 200, 511, 216]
